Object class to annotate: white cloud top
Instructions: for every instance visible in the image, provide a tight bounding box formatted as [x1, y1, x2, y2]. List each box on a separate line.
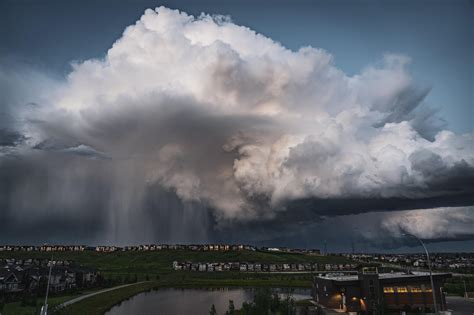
[1, 7, 473, 243]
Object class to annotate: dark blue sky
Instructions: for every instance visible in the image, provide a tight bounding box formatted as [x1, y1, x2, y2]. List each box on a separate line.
[1, 0, 472, 133]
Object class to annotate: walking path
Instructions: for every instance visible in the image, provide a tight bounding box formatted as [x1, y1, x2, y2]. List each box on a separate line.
[54, 281, 149, 311]
[446, 296, 474, 315]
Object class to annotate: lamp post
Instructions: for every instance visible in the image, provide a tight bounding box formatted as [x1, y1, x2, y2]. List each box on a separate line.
[463, 278, 468, 299]
[40, 251, 53, 315]
[403, 233, 438, 314]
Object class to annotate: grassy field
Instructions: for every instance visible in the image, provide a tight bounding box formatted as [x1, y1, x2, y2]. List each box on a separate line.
[54, 282, 159, 315]
[1, 291, 97, 315]
[0, 249, 349, 280]
[444, 276, 474, 296]
[154, 271, 315, 288]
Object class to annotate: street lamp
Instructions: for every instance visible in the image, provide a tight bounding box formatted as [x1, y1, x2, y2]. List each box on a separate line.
[402, 233, 438, 314]
[40, 249, 53, 315]
[463, 278, 468, 299]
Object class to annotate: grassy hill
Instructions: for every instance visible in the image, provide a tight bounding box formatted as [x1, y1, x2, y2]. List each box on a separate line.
[0, 249, 349, 280]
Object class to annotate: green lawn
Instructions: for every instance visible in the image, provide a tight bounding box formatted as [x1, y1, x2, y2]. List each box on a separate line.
[444, 276, 474, 296]
[0, 289, 106, 315]
[2, 293, 85, 315]
[0, 249, 349, 280]
[155, 271, 315, 288]
[54, 282, 159, 315]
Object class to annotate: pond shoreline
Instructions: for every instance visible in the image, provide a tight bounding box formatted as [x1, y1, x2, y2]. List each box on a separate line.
[105, 286, 313, 315]
[55, 282, 313, 315]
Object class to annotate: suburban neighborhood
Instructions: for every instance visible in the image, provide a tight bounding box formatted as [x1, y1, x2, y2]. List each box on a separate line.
[0, 258, 99, 296]
[0, 244, 473, 314]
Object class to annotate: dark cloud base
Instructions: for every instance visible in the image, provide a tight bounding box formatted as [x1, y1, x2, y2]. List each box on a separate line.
[288, 193, 474, 217]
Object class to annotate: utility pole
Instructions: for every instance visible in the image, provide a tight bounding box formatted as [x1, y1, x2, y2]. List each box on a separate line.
[463, 278, 468, 299]
[40, 253, 53, 315]
[403, 234, 438, 314]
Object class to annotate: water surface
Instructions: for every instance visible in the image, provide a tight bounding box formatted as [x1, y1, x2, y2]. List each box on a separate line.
[105, 287, 311, 315]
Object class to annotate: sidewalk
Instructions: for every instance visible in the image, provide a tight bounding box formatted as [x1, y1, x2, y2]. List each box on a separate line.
[53, 281, 150, 311]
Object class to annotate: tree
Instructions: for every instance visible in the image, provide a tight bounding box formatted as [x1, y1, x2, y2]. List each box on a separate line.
[209, 304, 217, 315]
[0, 296, 5, 312]
[301, 305, 310, 315]
[241, 302, 253, 315]
[96, 273, 105, 287]
[270, 293, 280, 312]
[253, 288, 272, 314]
[225, 300, 235, 315]
[281, 295, 296, 315]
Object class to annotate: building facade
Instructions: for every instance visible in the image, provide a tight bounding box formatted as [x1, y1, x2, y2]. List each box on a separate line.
[313, 268, 451, 314]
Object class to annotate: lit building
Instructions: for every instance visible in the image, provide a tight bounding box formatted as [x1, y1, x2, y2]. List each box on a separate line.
[312, 267, 451, 313]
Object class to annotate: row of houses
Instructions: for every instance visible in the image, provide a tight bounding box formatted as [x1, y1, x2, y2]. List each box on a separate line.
[1, 258, 74, 268]
[0, 245, 86, 252]
[349, 253, 474, 272]
[262, 247, 321, 255]
[173, 261, 358, 272]
[107, 244, 259, 252]
[0, 244, 258, 253]
[0, 260, 99, 295]
[1, 244, 322, 255]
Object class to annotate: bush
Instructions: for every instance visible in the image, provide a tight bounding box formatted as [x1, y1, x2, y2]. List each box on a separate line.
[225, 300, 235, 315]
[236, 288, 296, 315]
[209, 304, 217, 315]
[0, 296, 5, 312]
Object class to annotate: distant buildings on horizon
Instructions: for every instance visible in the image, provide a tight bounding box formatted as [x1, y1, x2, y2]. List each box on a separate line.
[347, 253, 474, 272]
[0, 244, 321, 255]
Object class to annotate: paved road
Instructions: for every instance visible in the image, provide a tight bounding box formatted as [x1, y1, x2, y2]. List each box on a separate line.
[54, 281, 149, 311]
[446, 296, 474, 315]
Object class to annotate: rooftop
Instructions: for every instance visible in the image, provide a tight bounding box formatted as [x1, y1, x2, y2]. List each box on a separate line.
[317, 271, 451, 282]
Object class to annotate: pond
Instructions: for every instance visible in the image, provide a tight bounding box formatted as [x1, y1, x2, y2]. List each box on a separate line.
[105, 287, 312, 315]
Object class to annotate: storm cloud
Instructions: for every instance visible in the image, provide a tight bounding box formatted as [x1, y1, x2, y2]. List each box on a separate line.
[0, 7, 473, 246]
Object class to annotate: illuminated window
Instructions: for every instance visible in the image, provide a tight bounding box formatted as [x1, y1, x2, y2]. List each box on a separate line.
[410, 287, 422, 293]
[397, 287, 408, 293]
[383, 287, 394, 293]
[421, 285, 432, 292]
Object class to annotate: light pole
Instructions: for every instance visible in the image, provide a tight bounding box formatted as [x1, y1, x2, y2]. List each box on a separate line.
[463, 278, 468, 299]
[403, 233, 438, 314]
[40, 252, 53, 315]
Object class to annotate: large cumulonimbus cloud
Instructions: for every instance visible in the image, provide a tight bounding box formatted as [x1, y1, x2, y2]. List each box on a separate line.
[0, 7, 473, 245]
